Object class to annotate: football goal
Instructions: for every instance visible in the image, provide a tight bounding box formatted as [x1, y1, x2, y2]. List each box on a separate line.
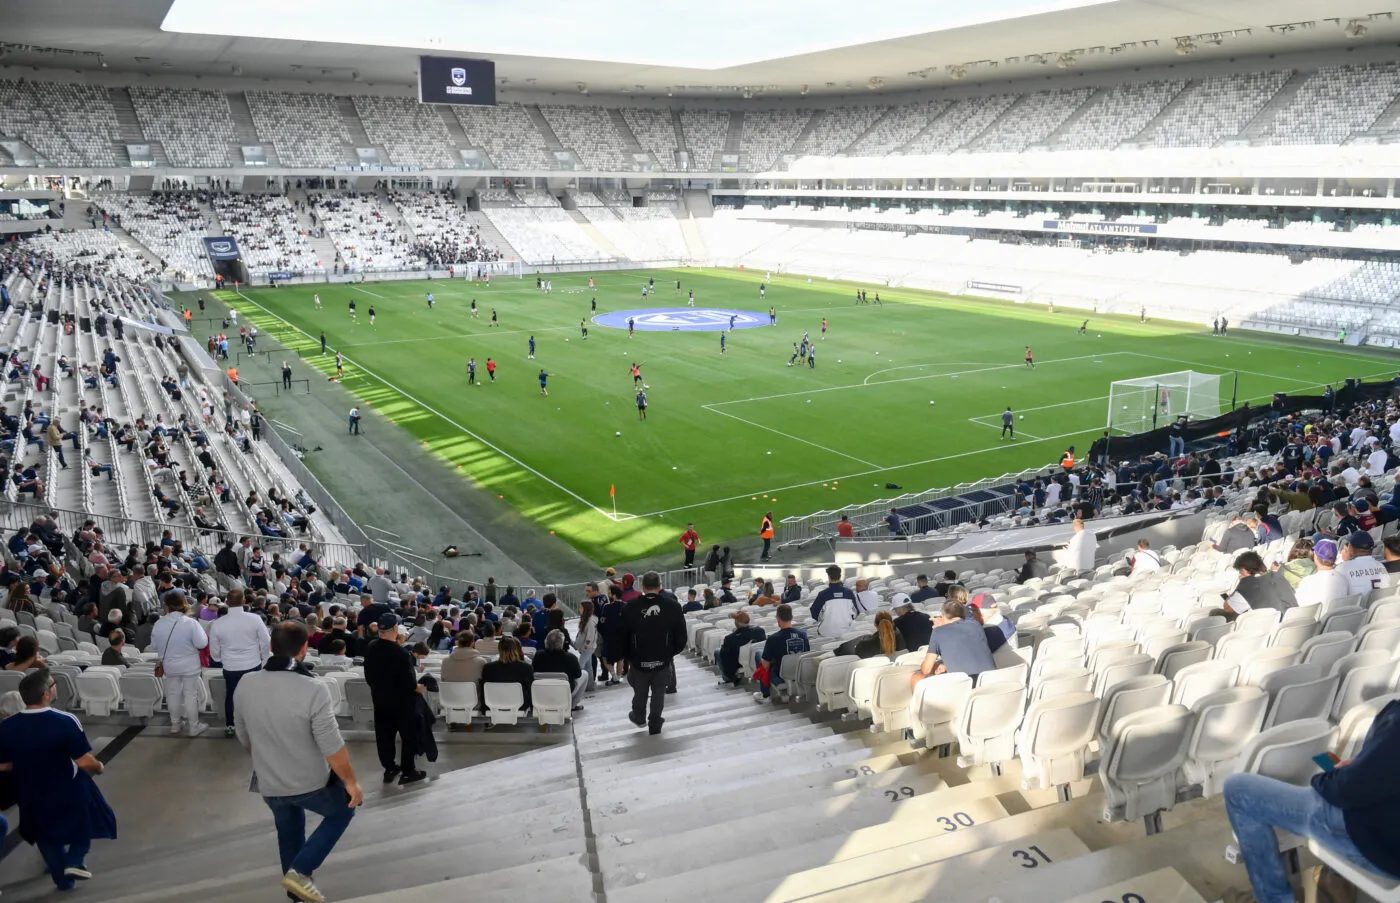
[1107, 370, 1225, 435]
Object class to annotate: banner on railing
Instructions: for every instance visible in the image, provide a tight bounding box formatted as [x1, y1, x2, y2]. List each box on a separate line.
[203, 237, 241, 261]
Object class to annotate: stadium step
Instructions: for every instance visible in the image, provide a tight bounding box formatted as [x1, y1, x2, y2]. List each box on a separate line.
[438, 105, 473, 149]
[1042, 87, 1107, 148]
[841, 107, 899, 155]
[607, 107, 646, 153]
[576, 219, 628, 260]
[337, 852, 598, 903]
[334, 94, 375, 148]
[107, 87, 148, 143]
[723, 109, 745, 154]
[1236, 68, 1309, 141]
[525, 104, 566, 150]
[787, 109, 828, 156]
[670, 109, 689, 154]
[1125, 79, 1197, 146]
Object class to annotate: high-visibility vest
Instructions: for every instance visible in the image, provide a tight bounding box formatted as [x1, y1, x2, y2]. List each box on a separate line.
[760, 517, 774, 539]
[1061, 452, 1076, 470]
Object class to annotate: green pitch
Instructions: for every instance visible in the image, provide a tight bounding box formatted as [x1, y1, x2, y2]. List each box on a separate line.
[214, 269, 1390, 563]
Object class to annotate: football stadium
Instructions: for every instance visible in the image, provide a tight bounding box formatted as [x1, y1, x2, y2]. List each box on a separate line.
[2, 1, 1400, 902]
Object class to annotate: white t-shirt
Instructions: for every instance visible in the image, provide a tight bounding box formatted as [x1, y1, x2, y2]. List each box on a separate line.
[855, 589, 880, 614]
[1131, 549, 1163, 574]
[1389, 421, 1400, 445]
[1044, 482, 1062, 507]
[1337, 556, 1391, 597]
[1294, 568, 1352, 608]
[1368, 449, 1389, 476]
[818, 597, 855, 637]
[1341, 466, 1362, 489]
[1067, 473, 1081, 497]
[1349, 427, 1367, 449]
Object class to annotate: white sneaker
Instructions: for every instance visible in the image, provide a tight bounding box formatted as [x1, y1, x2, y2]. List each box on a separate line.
[281, 870, 325, 903]
[187, 722, 209, 738]
[168, 721, 184, 735]
[753, 692, 766, 703]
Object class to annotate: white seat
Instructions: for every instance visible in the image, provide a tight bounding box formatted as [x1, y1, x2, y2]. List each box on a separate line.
[1214, 630, 1272, 666]
[119, 671, 164, 718]
[76, 667, 122, 716]
[1224, 719, 1337, 864]
[868, 666, 918, 733]
[1320, 607, 1366, 636]
[1017, 691, 1100, 794]
[1270, 620, 1319, 651]
[1308, 839, 1400, 903]
[954, 683, 1027, 770]
[1170, 660, 1240, 709]
[1329, 656, 1399, 722]
[1354, 622, 1400, 654]
[1261, 667, 1339, 730]
[317, 677, 345, 717]
[342, 678, 375, 727]
[1141, 631, 1189, 662]
[533, 678, 572, 728]
[908, 672, 973, 748]
[483, 682, 526, 726]
[846, 657, 893, 718]
[1031, 666, 1093, 702]
[977, 662, 1028, 688]
[815, 655, 860, 712]
[1086, 641, 1141, 673]
[1093, 653, 1155, 697]
[1154, 640, 1213, 680]
[438, 681, 478, 726]
[894, 650, 925, 666]
[1100, 704, 1194, 831]
[1096, 670, 1171, 738]
[1181, 686, 1269, 797]
[1366, 599, 1400, 625]
[1239, 648, 1302, 687]
[35, 629, 59, 656]
[1335, 693, 1400, 759]
[1234, 608, 1282, 634]
[1297, 632, 1357, 674]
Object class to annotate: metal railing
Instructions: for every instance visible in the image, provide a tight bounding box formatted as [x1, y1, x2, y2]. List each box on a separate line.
[777, 463, 1058, 549]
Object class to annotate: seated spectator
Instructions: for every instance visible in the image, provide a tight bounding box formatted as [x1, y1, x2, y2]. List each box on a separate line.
[1222, 698, 1400, 903]
[1122, 539, 1163, 576]
[932, 570, 962, 597]
[756, 603, 809, 701]
[475, 620, 499, 656]
[316, 617, 355, 657]
[892, 594, 932, 650]
[514, 620, 538, 650]
[1274, 537, 1317, 589]
[853, 579, 880, 614]
[1015, 553, 1050, 585]
[1215, 514, 1257, 553]
[811, 565, 858, 638]
[681, 589, 703, 613]
[481, 636, 532, 711]
[532, 629, 585, 710]
[909, 598, 995, 688]
[1337, 531, 1391, 596]
[5, 636, 44, 671]
[750, 581, 781, 607]
[780, 575, 802, 604]
[319, 639, 352, 670]
[440, 632, 486, 684]
[838, 610, 907, 660]
[716, 611, 765, 688]
[100, 631, 129, 667]
[1383, 535, 1400, 575]
[1218, 551, 1297, 621]
[1054, 519, 1097, 574]
[0, 626, 19, 668]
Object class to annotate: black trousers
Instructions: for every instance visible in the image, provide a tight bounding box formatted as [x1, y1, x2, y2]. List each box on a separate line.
[628, 666, 669, 729]
[372, 701, 417, 772]
[683, 548, 695, 567]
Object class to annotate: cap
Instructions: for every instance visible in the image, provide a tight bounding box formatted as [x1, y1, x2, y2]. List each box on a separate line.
[1354, 499, 1371, 512]
[1343, 531, 1375, 550]
[1313, 539, 1338, 563]
[970, 592, 996, 609]
[377, 613, 401, 631]
[890, 592, 913, 610]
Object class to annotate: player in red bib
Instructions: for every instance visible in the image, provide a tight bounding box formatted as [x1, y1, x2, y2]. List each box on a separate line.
[1024, 346, 1035, 369]
[486, 358, 497, 382]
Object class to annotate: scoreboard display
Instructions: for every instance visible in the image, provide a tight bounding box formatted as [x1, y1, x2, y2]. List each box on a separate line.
[418, 56, 496, 106]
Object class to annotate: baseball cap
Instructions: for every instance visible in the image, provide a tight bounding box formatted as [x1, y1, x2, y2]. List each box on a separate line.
[1355, 499, 1371, 512]
[1313, 539, 1338, 563]
[1343, 531, 1375, 551]
[970, 592, 996, 610]
[890, 592, 913, 610]
[377, 613, 401, 631]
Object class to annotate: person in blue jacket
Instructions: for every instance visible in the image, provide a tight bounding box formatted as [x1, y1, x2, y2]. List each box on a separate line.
[1222, 699, 1400, 903]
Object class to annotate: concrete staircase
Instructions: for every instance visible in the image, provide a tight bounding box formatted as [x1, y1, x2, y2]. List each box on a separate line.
[466, 210, 523, 262]
[894, 104, 959, 154]
[1235, 70, 1308, 142]
[670, 108, 689, 156]
[786, 109, 828, 156]
[723, 111, 745, 155]
[1123, 80, 1198, 147]
[224, 90, 279, 166]
[335, 96, 382, 161]
[607, 108, 647, 156]
[107, 87, 166, 166]
[569, 208, 627, 259]
[1356, 90, 1400, 142]
[525, 105, 567, 151]
[678, 216, 709, 262]
[841, 108, 898, 155]
[682, 188, 713, 219]
[1040, 87, 1107, 148]
[438, 106, 473, 152]
[288, 188, 344, 269]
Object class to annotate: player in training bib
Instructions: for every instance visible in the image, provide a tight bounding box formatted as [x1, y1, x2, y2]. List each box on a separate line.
[348, 299, 356, 319]
[821, 318, 828, 339]
[636, 389, 648, 421]
[788, 342, 800, 367]
[1078, 319, 1088, 335]
[486, 358, 497, 382]
[490, 308, 498, 328]
[630, 362, 644, 387]
[579, 319, 589, 340]
[1024, 346, 1035, 369]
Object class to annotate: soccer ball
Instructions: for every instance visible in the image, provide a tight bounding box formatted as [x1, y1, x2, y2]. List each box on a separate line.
[1097, 334, 1102, 338]
[929, 400, 935, 405]
[615, 431, 621, 437]
[1019, 415, 1024, 420]
[565, 338, 569, 342]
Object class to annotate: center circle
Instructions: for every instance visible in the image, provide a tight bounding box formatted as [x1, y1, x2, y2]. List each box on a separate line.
[592, 308, 771, 332]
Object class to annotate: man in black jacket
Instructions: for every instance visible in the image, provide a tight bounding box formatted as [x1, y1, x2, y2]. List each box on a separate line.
[619, 572, 686, 735]
[892, 595, 932, 650]
[361, 614, 424, 785]
[1015, 552, 1050, 585]
[716, 612, 766, 688]
[214, 541, 241, 582]
[1222, 699, 1400, 903]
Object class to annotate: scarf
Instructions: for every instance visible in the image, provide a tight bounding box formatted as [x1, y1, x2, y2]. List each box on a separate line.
[264, 655, 316, 678]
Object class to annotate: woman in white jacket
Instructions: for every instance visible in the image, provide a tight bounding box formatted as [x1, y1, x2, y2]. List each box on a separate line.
[575, 599, 599, 690]
[1054, 519, 1098, 576]
[150, 592, 210, 737]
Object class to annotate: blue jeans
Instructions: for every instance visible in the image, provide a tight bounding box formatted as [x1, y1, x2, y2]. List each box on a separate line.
[264, 783, 356, 878]
[37, 837, 89, 890]
[222, 664, 260, 725]
[1169, 436, 1185, 457]
[756, 649, 787, 698]
[1223, 773, 1380, 903]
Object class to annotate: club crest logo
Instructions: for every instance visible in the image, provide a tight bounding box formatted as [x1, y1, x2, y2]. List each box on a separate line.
[450, 67, 466, 86]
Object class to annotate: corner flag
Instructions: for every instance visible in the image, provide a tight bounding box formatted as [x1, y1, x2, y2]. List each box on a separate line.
[609, 484, 615, 498]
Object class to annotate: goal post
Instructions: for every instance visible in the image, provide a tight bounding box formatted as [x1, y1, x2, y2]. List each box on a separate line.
[1107, 370, 1225, 435]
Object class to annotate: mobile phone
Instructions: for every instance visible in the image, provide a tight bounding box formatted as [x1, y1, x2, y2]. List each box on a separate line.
[1312, 751, 1339, 772]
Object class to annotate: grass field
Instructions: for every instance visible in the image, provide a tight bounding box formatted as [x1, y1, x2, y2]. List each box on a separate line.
[211, 268, 1393, 562]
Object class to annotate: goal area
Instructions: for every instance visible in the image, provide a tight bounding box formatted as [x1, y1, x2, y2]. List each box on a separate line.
[1107, 370, 1224, 435]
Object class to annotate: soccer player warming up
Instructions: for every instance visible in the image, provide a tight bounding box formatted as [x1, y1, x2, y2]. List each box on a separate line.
[636, 389, 648, 421]
[1024, 346, 1035, 369]
[1001, 407, 1015, 440]
[538, 369, 549, 396]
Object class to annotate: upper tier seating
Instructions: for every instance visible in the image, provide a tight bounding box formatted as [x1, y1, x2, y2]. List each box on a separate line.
[454, 103, 552, 170]
[1051, 81, 1185, 151]
[679, 110, 730, 169]
[621, 107, 679, 168]
[211, 193, 324, 276]
[96, 194, 215, 282]
[901, 94, 1018, 155]
[352, 96, 455, 169]
[1137, 71, 1292, 148]
[129, 87, 237, 167]
[0, 80, 121, 167]
[1263, 63, 1400, 146]
[389, 190, 501, 266]
[847, 100, 951, 156]
[246, 91, 353, 167]
[740, 110, 812, 171]
[539, 105, 631, 170]
[970, 88, 1094, 153]
[797, 105, 890, 157]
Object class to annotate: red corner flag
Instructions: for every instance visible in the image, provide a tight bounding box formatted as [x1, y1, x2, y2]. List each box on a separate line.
[609, 484, 616, 498]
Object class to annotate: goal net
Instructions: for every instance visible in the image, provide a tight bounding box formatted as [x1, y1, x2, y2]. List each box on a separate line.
[1107, 370, 1224, 435]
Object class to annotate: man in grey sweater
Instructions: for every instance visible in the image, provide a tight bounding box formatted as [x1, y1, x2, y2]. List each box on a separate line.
[234, 621, 363, 903]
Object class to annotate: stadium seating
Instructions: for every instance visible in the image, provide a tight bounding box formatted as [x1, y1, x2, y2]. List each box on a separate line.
[352, 95, 456, 169]
[1050, 81, 1185, 151]
[539, 105, 631, 170]
[739, 109, 811, 170]
[621, 107, 679, 167]
[1262, 63, 1400, 146]
[454, 103, 553, 170]
[578, 206, 688, 261]
[389, 189, 501, 266]
[901, 94, 1018, 155]
[96, 193, 216, 282]
[246, 91, 353, 167]
[679, 109, 730, 169]
[211, 193, 324, 277]
[797, 105, 890, 157]
[483, 206, 610, 264]
[310, 192, 422, 271]
[129, 87, 237, 167]
[0, 80, 121, 167]
[847, 100, 950, 156]
[1135, 71, 1292, 148]
[970, 88, 1094, 153]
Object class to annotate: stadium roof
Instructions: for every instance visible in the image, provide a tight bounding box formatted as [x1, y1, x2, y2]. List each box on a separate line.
[3, 0, 1396, 98]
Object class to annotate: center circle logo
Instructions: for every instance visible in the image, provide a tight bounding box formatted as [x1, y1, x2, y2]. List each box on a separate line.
[593, 308, 769, 332]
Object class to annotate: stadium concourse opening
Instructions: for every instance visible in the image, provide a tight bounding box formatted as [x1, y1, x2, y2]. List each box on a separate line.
[594, 308, 770, 331]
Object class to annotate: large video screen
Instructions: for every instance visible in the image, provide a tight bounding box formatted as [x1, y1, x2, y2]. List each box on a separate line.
[418, 56, 496, 106]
